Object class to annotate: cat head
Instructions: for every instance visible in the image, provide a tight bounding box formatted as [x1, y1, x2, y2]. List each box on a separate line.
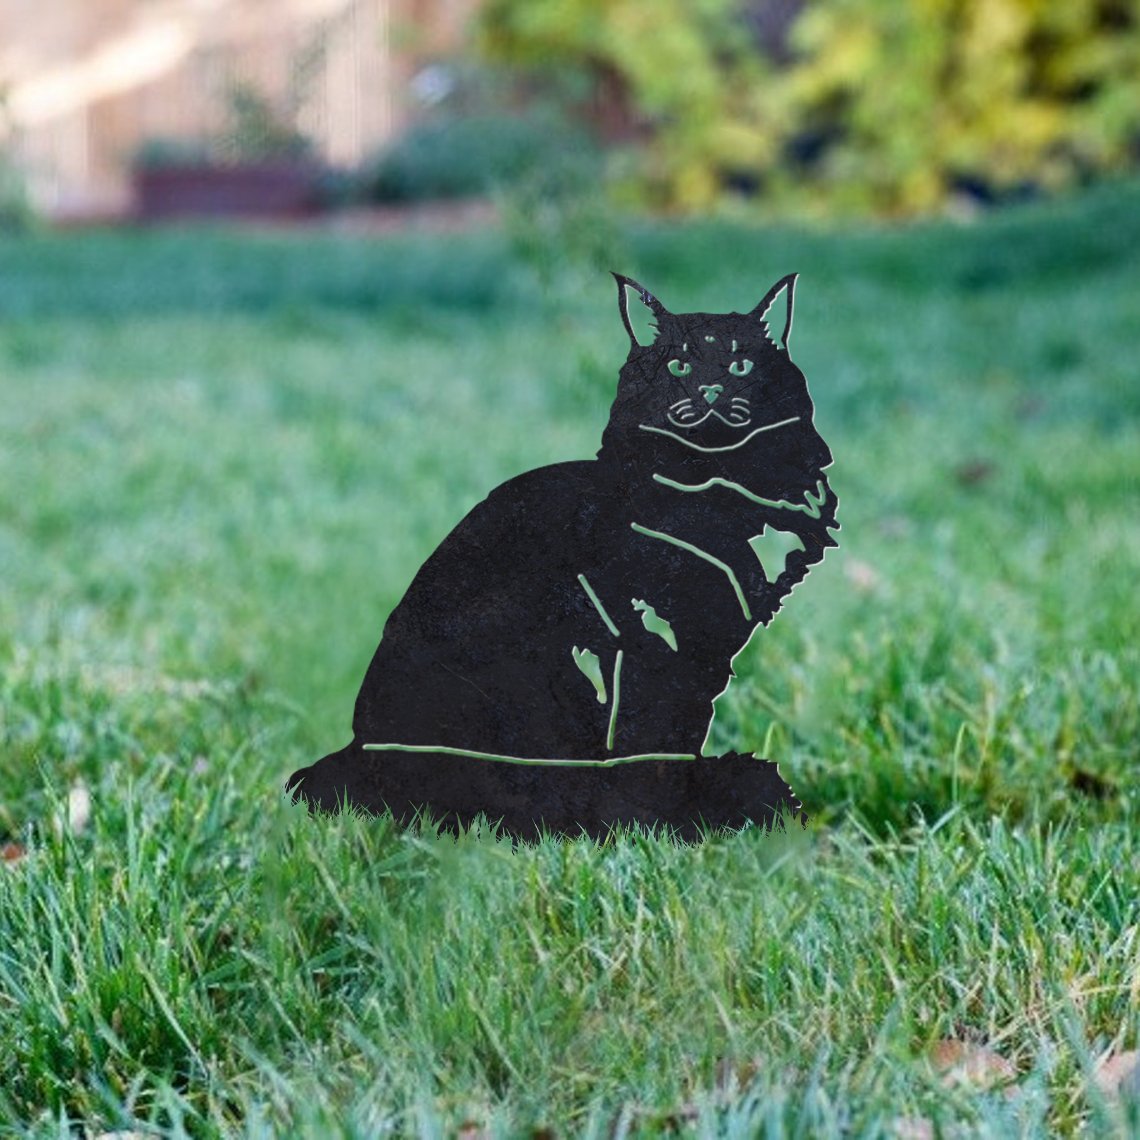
[599, 274, 834, 493]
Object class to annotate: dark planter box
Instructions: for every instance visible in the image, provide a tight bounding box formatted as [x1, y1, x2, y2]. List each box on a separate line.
[133, 162, 323, 220]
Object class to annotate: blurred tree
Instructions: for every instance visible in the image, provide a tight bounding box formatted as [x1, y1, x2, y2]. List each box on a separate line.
[0, 90, 35, 231]
[775, 0, 1140, 214]
[477, 0, 1140, 215]
[477, 0, 780, 209]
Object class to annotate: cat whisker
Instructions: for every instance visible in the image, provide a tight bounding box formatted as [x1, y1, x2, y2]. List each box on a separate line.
[668, 408, 716, 428]
[706, 407, 753, 427]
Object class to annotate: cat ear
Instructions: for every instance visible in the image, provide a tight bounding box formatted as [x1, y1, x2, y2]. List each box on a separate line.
[752, 273, 798, 352]
[612, 272, 668, 347]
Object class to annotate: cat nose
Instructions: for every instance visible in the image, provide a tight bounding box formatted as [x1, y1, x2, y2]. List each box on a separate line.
[699, 384, 724, 405]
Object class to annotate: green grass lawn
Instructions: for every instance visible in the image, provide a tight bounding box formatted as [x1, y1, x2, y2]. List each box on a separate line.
[1, 181, 1138, 1136]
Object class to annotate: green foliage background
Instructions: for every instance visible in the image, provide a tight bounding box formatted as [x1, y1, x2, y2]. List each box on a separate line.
[478, 0, 1140, 214]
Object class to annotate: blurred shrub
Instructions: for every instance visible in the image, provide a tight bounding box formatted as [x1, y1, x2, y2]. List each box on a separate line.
[478, 0, 774, 211]
[360, 102, 625, 284]
[776, 0, 1140, 215]
[0, 94, 35, 232]
[0, 149, 33, 231]
[362, 110, 600, 202]
[132, 80, 318, 171]
[215, 82, 315, 163]
[478, 0, 1140, 215]
[500, 132, 626, 287]
[0, 165, 32, 231]
[131, 137, 216, 170]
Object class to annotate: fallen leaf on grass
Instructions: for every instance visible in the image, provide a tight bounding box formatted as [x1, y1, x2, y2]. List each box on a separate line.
[1, 841, 27, 865]
[954, 460, 995, 487]
[714, 1054, 764, 1092]
[608, 1095, 705, 1135]
[844, 558, 881, 594]
[929, 1038, 1017, 1091]
[455, 1122, 551, 1139]
[69, 781, 92, 832]
[52, 781, 92, 837]
[1094, 1050, 1140, 1100]
[1068, 766, 1117, 800]
[893, 1118, 934, 1140]
[877, 515, 912, 539]
[612, 1057, 770, 1135]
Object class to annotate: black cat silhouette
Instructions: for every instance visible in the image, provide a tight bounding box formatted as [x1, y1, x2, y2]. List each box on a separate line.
[288, 274, 839, 839]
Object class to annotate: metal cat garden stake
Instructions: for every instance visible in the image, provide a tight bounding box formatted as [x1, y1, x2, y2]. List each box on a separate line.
[288, 274, 839, 839]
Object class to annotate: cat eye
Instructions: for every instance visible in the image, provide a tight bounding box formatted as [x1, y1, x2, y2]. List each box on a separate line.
[729, 359, 754, 377]
[668, 359, 692, 377]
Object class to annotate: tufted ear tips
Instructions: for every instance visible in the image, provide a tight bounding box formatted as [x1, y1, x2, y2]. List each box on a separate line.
[613, 272, 668, 347]
[752, 273, 798, 352]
